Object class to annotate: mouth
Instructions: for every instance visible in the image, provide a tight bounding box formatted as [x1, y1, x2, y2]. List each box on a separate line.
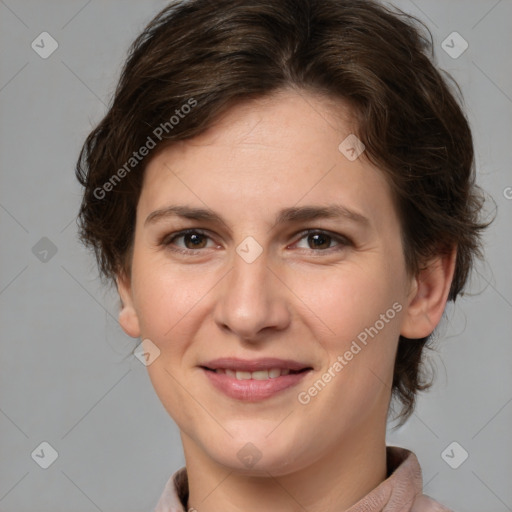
[203, 367, 305, 380]
[199, 358, 313, 401]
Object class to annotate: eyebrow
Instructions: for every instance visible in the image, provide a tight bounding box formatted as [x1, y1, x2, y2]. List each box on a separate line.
[144, 204, 370, 229]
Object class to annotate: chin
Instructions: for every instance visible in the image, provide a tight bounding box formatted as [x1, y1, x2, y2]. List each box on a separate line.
[215, 449, 307, 477]
[202, 428, 316, 477]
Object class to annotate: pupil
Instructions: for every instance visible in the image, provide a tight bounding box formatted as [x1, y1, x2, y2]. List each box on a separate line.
[186, 233, 206, 248]
[309, 233, 330, 249]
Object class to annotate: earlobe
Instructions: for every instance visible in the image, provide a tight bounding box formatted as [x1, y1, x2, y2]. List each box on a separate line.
[116, 273, 141, 338]
[400, 248, 457, 339]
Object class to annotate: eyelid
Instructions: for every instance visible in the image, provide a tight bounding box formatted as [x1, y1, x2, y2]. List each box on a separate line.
[159, 228, 220, 251]
[290, 229, 352, 250]
[160, 228, 351, 254]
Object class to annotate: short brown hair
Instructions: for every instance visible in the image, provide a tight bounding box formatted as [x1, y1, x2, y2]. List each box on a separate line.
[76, 0, 488, 424]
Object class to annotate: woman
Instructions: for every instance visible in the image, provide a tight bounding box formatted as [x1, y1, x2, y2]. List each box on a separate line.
[76, 0, 487, 510]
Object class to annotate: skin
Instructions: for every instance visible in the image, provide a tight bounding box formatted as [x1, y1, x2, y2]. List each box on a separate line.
[117, 89, 456, 512]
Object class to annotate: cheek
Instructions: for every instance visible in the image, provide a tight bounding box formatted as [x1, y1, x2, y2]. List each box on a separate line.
[300, 268, 403, 413]
[295, 263, 405, 407]
[131, 260, 210, 349]
[296, 265, 401, 343]
[131, 264, 213, 421]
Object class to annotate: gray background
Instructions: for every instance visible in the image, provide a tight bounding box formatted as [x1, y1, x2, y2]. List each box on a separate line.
[0, 0, 511, 511]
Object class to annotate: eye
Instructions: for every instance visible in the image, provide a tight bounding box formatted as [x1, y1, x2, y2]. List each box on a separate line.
[292, 230, 350, 251]
[160, 229, 218, 252]
[160, 228, 350, 254]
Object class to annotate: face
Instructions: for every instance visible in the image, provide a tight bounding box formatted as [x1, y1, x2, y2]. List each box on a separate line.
[118, 90, 417, 475]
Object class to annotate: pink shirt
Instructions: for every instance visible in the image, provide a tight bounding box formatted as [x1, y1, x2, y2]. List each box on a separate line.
[154, 446, 452, 511]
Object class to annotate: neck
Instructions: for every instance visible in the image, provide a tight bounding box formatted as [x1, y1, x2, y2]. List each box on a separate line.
[182, 423, 387, 512]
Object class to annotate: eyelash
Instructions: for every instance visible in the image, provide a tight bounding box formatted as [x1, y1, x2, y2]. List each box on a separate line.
[159, 228, 352, 255]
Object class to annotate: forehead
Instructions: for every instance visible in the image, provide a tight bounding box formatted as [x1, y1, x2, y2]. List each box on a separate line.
[138, 90, 397, 231]
[176, 90, 357, 159]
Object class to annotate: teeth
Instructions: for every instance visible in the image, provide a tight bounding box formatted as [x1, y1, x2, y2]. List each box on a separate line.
[252, 370, 269, 380]
[214, 368, 294, 380]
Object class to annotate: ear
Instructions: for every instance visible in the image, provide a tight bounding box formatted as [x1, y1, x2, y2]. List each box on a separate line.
[400, 247, 457, 339]
[116, 270, 141, 338]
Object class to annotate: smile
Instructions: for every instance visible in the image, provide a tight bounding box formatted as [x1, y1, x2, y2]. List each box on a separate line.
[209, 368, 297, 380]
[200, 358, 312, 401]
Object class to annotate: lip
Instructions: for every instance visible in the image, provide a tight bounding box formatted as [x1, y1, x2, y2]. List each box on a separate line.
[200, 358, 312, 401]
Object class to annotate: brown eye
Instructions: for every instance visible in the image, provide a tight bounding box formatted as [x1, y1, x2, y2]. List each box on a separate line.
[162, 229, 215, 252]
[182, 232, 208, 249]
[293, 230, 351, 252]
[307, 232, 332, 250]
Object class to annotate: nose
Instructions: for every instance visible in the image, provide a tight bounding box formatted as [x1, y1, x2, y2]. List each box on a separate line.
[213, 248, 291, 343]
